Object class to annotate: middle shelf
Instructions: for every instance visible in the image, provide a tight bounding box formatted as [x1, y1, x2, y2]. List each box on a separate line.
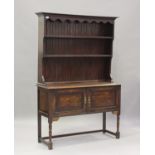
[43, 54, 112, 58]
[44, 35, 113, 39]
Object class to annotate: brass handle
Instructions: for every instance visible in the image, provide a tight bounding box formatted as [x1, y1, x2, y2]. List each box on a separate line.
[84, 95, 91, 107]
[84, 95, 87, 105]
[87, 96, 91, 107]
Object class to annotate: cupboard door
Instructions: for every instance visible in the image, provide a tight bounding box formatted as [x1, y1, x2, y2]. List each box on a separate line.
[55, 88, 86, 116]
[87, 86, 120, 112]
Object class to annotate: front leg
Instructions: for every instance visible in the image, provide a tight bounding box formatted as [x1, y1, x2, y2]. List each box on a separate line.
[48, 120, 53, 150]
[37, 88, 41, 143]
[38, 113, 42, 143]
[47, 92, 55, 150]
[116, 113, 120, 139]
[103, 112, 106, 133]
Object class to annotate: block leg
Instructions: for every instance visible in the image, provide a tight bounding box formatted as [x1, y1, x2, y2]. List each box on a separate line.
[103, 112, 106, 133]
[102, 111, 120, 139]
[38, 113, 41, 143]
[37, 88, 41, 143]
[116, 114, 120, 139]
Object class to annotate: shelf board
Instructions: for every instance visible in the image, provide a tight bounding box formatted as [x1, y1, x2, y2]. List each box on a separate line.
[44, 35, 113, 39]
[38, 81, 119, 90]
[43, 54, 112, 58]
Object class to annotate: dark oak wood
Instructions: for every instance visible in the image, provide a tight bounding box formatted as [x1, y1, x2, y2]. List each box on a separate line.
[37, 88, 41, 143]
[36, 12, 121, 150]
[44, 35, 113, 39]
[37, 81, 118, 89]
[103, 112, 106, 133]
[43, 54, 112, 58]
[42, 130, 103, 139]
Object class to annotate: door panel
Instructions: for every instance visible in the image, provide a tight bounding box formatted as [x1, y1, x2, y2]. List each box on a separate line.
[91, 90, 115, 107]
[87, 87, 119, 112]
[55, 88, 85, 115]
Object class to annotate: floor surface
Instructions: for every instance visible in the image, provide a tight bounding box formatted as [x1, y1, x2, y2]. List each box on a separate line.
[15, 114, 139, 155]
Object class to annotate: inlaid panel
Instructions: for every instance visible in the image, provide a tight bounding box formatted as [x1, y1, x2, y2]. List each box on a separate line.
[87, 87, 118, 112]
[55, 89, 85, 114]
[91, 90, 115, 107]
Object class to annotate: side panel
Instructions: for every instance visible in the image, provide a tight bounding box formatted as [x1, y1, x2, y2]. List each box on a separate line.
[38, 15, 45, 82]
[38, 88, 48, 113]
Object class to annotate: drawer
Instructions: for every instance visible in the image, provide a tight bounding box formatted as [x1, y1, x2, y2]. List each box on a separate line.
[55, 88, 85, 115]
[87, 86, 120, 112]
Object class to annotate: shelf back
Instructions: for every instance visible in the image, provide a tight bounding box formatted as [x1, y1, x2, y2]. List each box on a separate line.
[42, 58, 111, 82]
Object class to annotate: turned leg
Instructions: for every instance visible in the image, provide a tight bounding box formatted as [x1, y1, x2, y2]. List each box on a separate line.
[47, 92, 55, 150]
[116, 114, 120, 139]
[48, 120, 53, 150]
[103, 112, 106, 133]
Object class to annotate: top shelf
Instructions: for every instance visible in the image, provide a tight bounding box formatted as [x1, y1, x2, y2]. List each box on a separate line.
[44, 35, 113, 39]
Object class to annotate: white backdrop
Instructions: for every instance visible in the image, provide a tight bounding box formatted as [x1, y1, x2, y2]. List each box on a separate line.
[15, 0, 140, 120]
